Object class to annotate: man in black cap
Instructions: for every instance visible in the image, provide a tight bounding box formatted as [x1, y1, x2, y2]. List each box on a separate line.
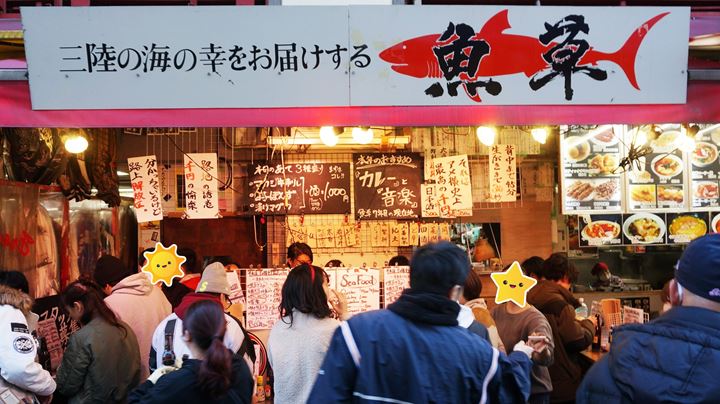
[577, 233, 720, 403]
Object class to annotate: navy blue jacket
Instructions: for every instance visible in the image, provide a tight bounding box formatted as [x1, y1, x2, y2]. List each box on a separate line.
[577, 306, 720, 403]
[307, 309, 532, 404]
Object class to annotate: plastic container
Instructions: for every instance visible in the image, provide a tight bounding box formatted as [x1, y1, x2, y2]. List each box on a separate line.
[575, 298, 589, 319]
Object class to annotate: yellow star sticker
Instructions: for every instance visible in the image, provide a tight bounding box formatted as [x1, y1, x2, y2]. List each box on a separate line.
[490, 261, 537, 308]
[142, 243, 186, 287]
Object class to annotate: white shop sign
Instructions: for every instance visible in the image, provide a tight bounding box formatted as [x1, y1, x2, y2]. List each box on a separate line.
[22, 6, 689, 109]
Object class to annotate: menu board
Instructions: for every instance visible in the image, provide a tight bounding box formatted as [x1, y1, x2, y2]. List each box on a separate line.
[578, 214, 623, 247]
[666, 212, 709, 244]
[626, 127, 687, 211]
[383, 266, 410, 307]
[334, 268, 381, 316]
[354, 153, 423, 220]
[621, 213, 667, 245]
[561, 126, 622, 213]
[247, 162, 351, 215]
[689, 127, 720, 209]
[245, 269, 288, 330]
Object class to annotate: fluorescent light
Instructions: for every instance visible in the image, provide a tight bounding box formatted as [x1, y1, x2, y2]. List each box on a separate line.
[117, 170, 129, 177]
[268, 135, 409, 146]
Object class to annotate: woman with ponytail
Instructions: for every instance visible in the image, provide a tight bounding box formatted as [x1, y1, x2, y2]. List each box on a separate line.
[129, 299, 253, 403]
[56, 278, 141, 403]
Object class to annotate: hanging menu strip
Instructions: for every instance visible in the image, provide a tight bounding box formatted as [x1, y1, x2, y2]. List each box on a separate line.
[246, 162, 351, 215]
[561, 126, 622, 213]
[245, 269, 288, 330]
[354, 153, 423, 220]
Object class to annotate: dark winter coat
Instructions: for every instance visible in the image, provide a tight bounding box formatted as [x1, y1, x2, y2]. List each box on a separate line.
[128, 356, 254, 404]
[527, 280, 594, 402]
[577, 306, 720, 404]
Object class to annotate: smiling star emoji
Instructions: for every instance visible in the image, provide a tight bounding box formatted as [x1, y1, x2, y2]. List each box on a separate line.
[142, 243, 186, 287]
[490, 261, 537, 308]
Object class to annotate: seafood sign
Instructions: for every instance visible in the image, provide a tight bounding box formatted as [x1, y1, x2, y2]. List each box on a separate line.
[378, 9, 671, 103]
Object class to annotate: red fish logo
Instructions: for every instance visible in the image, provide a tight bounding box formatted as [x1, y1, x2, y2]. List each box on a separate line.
[379, 10, 669, 102]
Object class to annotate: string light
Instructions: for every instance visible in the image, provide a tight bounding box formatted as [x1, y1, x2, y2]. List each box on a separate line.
[319, 126, 339, 147]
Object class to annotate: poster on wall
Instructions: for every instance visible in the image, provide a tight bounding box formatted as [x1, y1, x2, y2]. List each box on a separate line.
[689, 125, 720, 209]
[128, 155, 163, 223]
[183, 153, 219, 219]
[561, 126, 623, 213]
[354, 153, 422, 220]
[626, 126, 687, 211]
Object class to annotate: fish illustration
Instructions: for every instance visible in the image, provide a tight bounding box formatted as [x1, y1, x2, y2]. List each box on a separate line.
[379, 9, 669, 102]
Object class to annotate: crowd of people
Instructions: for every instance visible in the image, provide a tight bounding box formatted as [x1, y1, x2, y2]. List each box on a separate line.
[1, 234, 720, 403]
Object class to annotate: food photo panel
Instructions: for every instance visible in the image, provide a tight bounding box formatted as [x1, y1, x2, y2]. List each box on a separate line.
[690, 124, 720, 209]
[578, 214, 623, 247]
[666, 212, 709, 244]
[622, 212, 667, 245]
[626, 125, 688, 211]
[561, 126, 623, 213]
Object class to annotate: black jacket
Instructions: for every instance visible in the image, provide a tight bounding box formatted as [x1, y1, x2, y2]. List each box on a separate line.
[528, 280, 594, 403]
[577, 306, 720, 403]
[128, 355, 254, 404]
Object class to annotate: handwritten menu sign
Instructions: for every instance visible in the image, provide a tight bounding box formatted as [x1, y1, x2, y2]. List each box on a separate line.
[33, 295, 80, 371]
[184, 153, 219, 219]
[622, 306, 645, 324]
[561, 127, 622, 213]
[335, 268, 380, 316]
[578, 214, 623, 247]
[408, 222, 420, 246]
[383, 266, 410, 307]
[226, 270, 246, 306]
[689, 126, 720, 209]
[424, 146, 450, 178]
[354, 153, 422, 220]
[128, 155, 163, 223]
[430, 155, 473, 216]
[489, 145, 517, 203]
[666, 212, 708, 244]
[245, 269, 288, 330]
[247, 163, 351, 215]
[421, 184, 440, 218]
[626, 127, 686, 211]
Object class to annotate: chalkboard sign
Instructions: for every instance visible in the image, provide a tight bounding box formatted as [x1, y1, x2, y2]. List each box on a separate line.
[353, 153, 423, 219]
[247, 162, 351, 215]
[33, 295, 80, 371]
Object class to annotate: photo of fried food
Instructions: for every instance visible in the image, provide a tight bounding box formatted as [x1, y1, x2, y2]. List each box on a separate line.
[657, 186, 684, 203]
[566, 181, 594, 201]
[589, 154, 618, 175]
[630, 185, 656, 204]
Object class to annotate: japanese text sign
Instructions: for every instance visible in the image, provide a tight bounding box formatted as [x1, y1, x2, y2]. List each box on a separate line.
[354, 153, 423, 220]
[489, 145, 517, 202]
[430, 154, 473, 215]
[22, 6, 688, 109]
[128, 155, 163, 223]
[246, 269, 289, 330]
[183, 153, 219, 219]
[383, 266, 410, 307]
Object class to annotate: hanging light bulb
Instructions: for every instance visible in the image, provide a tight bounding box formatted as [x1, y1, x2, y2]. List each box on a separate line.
[531, 128, 548, 144]
[352, 127, 374, 144]
[63, 132, 89, 154]
[476, 126, 496, 147]
[319, 126, 339, 147]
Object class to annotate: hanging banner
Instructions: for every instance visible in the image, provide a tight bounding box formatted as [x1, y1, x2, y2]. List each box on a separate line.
[183, 153, 219, 219]
[431, 154, 473, 215]
[488, 145, 517, 202]
[128, 155, 163, 223]
[22, 6, 689, 110]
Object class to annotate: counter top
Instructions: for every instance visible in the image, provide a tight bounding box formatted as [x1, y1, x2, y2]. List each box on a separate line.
[580, 349, 606, 363]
